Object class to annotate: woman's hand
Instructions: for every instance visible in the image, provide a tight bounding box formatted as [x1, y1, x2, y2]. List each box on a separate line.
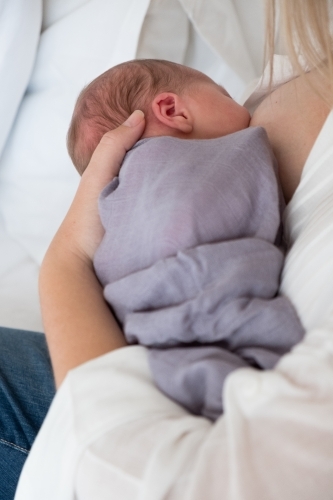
[39, 111, 145, 387]
[63, 110, 145, 262]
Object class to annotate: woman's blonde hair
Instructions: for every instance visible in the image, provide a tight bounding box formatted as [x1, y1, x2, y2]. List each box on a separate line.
[265, 0, 333, 104]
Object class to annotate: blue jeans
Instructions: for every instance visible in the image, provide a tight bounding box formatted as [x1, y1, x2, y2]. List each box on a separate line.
[0, 327, 55, 500]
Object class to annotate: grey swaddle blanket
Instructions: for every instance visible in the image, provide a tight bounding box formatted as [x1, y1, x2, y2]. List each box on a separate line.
[94, 127, 304, 420]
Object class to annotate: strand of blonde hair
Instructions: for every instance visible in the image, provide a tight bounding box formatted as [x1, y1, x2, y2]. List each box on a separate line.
[265, 0, 333, 105]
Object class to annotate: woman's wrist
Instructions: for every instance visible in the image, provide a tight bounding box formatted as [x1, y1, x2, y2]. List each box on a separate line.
[40, 240, 127, 388]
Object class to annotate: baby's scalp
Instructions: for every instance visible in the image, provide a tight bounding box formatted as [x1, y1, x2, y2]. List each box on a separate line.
[67, 59, 211, 174]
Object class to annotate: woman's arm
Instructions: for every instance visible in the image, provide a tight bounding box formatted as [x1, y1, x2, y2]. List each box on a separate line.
[39, 110, 145, 387]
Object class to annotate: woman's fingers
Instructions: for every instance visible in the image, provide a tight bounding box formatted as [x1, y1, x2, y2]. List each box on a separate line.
[54, 110, 145, 262]
[84, 110, 146, 190]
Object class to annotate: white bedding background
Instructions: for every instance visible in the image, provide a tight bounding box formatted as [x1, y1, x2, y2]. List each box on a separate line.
[0, 0, 265, 331]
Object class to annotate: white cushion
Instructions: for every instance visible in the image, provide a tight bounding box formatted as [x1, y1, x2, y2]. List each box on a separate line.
[0, 213, 42, 331]
[41, 0, 89, 32]
[0, 0, 41, 158]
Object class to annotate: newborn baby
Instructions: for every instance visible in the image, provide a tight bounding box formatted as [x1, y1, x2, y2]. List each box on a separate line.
[67, 59, 304, 420]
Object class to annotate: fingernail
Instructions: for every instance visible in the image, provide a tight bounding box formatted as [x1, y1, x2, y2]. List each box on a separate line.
[123, 110, 144, 127]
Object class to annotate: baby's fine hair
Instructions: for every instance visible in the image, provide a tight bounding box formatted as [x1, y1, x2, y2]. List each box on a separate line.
[67, 59, 209, 173]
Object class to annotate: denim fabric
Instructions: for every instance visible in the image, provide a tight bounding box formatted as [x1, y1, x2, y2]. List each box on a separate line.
[0, 327, 55, 500]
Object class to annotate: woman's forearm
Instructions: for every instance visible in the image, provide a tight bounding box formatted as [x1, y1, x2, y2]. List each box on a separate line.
[40, 241, 126, 388]
[39, 111, 145, 388]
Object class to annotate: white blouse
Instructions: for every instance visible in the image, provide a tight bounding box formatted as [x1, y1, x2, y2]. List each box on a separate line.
[15, 90, 333, 500]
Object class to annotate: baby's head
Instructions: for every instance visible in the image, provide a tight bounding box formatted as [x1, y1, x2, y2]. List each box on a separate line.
[67, 59, 250, 173]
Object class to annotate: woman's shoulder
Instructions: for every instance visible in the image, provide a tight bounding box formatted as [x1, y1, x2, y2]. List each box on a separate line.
[250, 70, 331, 203]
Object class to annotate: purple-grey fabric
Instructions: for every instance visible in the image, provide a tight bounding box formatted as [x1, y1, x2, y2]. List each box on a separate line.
[94, 128, 304, 420]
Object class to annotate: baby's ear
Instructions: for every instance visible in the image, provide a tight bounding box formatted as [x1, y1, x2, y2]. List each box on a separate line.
[151, 92, 193, 134]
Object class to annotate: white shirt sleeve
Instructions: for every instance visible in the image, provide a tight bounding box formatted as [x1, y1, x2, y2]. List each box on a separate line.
[15, 330, 333, 500]
[76, 332, 333, 500]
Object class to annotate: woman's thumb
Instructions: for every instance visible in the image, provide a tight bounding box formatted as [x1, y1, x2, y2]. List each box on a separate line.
[87, 110, 145, 182]
[123, 109, 145, 128]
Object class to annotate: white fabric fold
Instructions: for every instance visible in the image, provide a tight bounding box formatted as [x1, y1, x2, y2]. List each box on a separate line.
[0, 0, 41, 158]
[178, 0, 265, 83]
